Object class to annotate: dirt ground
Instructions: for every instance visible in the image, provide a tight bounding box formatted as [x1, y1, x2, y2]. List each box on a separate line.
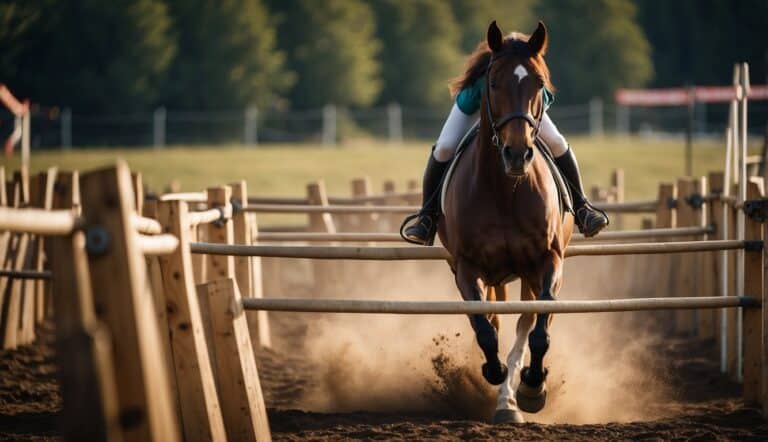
[1, 317, 767, 441]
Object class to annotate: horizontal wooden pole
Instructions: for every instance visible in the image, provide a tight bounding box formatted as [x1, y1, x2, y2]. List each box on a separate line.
[592, 199, 658, 213]
[0, 269, 52, 280]
[132, 214, 162, 235]
[242, 296, 759, 314]
[158, 192, 206, 202]
[187, 205, 232, 227]
[254, 226, 714, 243]
[244, 204, 415, 214]
[0, 207, 82, 235]
[137, 234, 179, 255]
[190, 239, 750, 260]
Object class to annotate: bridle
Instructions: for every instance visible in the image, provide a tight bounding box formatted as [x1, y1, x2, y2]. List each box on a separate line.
[484, 53, 545, 148]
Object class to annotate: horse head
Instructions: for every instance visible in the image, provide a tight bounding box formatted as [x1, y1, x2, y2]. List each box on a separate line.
[483, 21, 551, 177]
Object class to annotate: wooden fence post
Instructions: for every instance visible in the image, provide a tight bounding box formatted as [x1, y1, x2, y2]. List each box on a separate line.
[352, 178, 377, 233]
[157, 200, 227, 441]
[674, 177, 697, 334]
[654, 182, 676, 333]
[382, 180, 400, 233]
[695, 176, 715, 339]
[611, 169, 625, 230]
[206, 186, 235, 281]
[708, 172, 727, 369]
[307, 181, 336, 297]
[198, 278, 271, 441]
[35, 169, 56, 325]
[49, 170, 123, 441]
[80, 162, 180, 441]
[728, 183, 739, 378]
[743, 178, 764, 405]
[1, 177, 29, 349]
[231, 181, 271, 349]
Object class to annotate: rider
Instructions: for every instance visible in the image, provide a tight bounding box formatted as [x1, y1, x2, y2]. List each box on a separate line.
[403, 48, 609, 245]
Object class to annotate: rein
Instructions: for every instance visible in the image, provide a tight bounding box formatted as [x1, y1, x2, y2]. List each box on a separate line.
[484, 53, 545, 148]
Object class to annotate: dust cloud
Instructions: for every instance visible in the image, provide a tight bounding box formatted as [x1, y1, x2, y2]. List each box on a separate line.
[287, 255, 673, 424]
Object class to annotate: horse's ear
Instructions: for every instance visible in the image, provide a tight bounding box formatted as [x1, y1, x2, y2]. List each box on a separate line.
[487, 20, 503, 53]
[528, 21, 548, 56]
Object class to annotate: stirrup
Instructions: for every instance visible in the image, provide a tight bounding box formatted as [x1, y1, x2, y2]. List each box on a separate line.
[400, 212, 438, 246]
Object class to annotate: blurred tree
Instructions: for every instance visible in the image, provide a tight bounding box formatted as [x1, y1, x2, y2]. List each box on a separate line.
[162, 0, 291, 110]
[535, 0, 653, 103]
[268, 0, 381, 108]
[6, 0, 175, 112]
[636, 0, 767, 88]
[369, 0, 463, 108]
[449, 0, 537, 54]
[0, 2, 42, 84]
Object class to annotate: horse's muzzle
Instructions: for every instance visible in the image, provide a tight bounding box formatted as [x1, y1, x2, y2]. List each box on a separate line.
[502, 145, 534, 177]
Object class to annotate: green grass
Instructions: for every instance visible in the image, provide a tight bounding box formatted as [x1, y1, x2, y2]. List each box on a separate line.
[5, 136, 741, 200]
[6, 136, 751, 226]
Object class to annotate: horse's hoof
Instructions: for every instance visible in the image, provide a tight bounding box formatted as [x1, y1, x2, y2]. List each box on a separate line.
[481, 362, 508, 385]
[493, 409, 525, 424]
[516, 381, 547, 413]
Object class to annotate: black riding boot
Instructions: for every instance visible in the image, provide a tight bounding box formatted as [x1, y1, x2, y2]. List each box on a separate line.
[403, 147, 450, 245]
[554, 147, 609, 237]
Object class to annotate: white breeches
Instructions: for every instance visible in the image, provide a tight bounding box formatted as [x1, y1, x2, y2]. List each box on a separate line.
[433, 104, 569, 162]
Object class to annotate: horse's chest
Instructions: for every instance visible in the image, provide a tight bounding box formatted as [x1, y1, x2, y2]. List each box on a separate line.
[458, 223, 550, 280]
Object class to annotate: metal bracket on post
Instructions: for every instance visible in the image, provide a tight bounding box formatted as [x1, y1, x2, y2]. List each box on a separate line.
[85, 225, 111, 256]
[667, 197, 678, 209]
[744, 240, 764, 252]
[743, 198, 768, 223]
[685, 193, 704, 209]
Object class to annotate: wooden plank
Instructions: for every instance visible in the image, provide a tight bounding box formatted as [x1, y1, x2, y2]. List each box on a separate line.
[674, 178, 696, 334]
[743, 178, 764, 405]
[728, 183, 739, 378]
[352, 178, 377, 233]
[199, 278, 271, 442]
[205, 186, 234, 281]
[49, 170, 122, 441]
[708, 172, 727, 369]
[248, 214, 272, 349]
[80, 163, 180, 441]
[17, 173, 41, 344]
[696, 176, 715, 339]
[1, 180, 28, 349]
[231, 181, 270, 349]
[132, 172, 144, 215]
[35, 168, 57, 324]
[611, 169, 625, 230]
[157, 200, 227, 442]
[307, 182, 336, 297]
[653, 183, 676, 334]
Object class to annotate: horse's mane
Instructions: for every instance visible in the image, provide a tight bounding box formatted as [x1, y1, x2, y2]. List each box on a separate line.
[448, 32, 555, 97]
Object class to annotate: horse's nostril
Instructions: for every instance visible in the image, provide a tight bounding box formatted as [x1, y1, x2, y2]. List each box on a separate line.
[524, 147, 534, 163]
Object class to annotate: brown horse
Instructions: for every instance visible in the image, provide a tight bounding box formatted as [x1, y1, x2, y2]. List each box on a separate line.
[437, 21, 574, 424]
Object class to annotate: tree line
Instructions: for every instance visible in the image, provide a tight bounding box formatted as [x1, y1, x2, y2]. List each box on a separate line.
[1, 0, 765, 114]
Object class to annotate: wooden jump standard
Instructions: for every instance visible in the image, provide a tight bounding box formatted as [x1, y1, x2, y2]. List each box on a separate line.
[189, 239, 753, 260]
[242, 296, 758, 315]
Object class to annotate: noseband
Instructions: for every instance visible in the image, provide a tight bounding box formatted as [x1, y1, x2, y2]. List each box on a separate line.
[484, 53, 545, 148]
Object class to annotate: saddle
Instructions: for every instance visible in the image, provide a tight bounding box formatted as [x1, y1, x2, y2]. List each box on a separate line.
[440, 121, 573, 218]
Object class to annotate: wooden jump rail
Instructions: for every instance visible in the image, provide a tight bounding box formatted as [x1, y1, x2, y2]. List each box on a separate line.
[0, 207, 83, 234]
[253, 225, 715, 243]
[242, 296, 759, 315]
[186, 204, 233, 227]
[189, 239, 754, 260]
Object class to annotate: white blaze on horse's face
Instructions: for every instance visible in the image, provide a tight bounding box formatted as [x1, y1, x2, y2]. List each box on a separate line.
[513, 65, 528, 83]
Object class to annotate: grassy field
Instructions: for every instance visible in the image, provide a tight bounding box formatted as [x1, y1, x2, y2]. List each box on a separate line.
[4, 136, 742, 202]
[4, 135, 753, 226]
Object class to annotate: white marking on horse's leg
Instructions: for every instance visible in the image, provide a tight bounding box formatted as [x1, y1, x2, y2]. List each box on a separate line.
[513, 64, 528, 82]
[497, 313, 535, 410]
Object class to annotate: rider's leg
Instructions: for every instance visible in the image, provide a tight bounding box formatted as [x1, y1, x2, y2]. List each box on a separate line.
[404, 103, 478, 245]
[539, 113, 608, 237]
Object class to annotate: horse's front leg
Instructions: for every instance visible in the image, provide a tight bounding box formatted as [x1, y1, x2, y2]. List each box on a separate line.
[455, 260, 507, 385]
[493, 281, 535, 424]
[517, 253, 563, 413]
